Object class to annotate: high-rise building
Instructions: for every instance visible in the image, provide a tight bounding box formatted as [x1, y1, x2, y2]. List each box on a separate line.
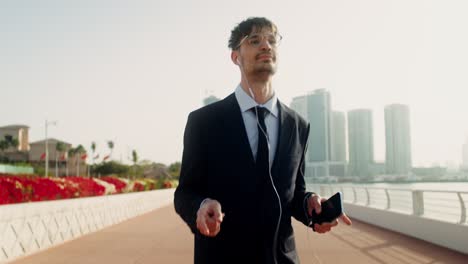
[307, 89, 331, 163]
[385, 104, 412, 175]
[203, 95, 220, 106]
[290, 89, 346, 179]
[290, 95, 308, 120]
[331, 111, 346, 162]
[462, 138, 468, 169]
[347, 109, 374, 178]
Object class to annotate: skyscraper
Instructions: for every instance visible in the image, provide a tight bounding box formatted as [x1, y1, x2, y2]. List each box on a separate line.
[385, 104, 412, 175]
[462, 138, 468, 169]
[347, 109, 374, 178]
[203, 95, 220, 106]
[331, 111, 346, 162]
[290, 89, 346, 179]
[307, 89, 331, 164]
[290, 95, 308, 120]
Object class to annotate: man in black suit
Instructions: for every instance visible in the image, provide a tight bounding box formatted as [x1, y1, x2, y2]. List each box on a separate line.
[174, 17, 351, 264]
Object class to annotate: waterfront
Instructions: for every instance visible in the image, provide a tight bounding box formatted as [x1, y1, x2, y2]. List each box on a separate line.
[307, 181, 468, 225]
[348, 182, 468, 192]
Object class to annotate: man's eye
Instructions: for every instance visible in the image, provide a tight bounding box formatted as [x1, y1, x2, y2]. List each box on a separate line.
[249, 38, 261, 45]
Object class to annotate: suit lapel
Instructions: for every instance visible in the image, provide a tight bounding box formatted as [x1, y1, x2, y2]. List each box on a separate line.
[272, 102, 296, 174]
[223, 94, 256, 167]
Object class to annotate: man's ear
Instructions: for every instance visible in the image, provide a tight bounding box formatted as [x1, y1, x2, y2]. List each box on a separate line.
[231, 51, 240, 65]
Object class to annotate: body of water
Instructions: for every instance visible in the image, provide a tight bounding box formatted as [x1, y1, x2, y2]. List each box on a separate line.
[353, 182, 468, 192]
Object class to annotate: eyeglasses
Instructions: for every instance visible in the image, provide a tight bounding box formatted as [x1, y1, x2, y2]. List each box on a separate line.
[237, 33, 282, 49]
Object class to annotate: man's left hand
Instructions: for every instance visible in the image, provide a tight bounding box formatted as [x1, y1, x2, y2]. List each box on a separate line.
[307, 194, 352, 234]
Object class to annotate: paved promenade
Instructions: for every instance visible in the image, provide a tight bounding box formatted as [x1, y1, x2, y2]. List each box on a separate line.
[11, 205, 468, 264]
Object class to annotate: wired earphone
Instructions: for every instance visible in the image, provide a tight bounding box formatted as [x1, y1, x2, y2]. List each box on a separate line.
[237, 56, 282, 264]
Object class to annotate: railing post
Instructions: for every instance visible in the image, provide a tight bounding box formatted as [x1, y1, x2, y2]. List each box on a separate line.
[352, 187, 357, 203]
[365, 188, 370, 206]
[412, 190, 424, 216]
[385, 189, 391, 210]
[457, 192, 466, 224]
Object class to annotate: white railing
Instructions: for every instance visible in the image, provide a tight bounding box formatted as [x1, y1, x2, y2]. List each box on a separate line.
[0, 189, 174, 263]
[307, 183, 468, 254]
[307, 184, 468, 225]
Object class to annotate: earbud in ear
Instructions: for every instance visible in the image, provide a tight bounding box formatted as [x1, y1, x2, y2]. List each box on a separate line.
[236, 57, 241, 65]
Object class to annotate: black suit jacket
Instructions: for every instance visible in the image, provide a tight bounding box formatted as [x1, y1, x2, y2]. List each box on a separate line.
[174, 93, 312, 264]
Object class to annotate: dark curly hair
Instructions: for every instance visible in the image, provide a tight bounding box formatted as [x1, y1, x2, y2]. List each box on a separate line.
[228, 17, 278, 50]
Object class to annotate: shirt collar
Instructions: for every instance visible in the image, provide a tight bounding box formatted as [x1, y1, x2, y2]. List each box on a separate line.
[234, 84, 279, 117]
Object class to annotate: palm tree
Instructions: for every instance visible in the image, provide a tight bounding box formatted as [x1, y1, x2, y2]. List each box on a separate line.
[0, 135, 19, 163]
[55, 141, 66, 177]
[90, 141, 96, 177]
[67, 147, 76, 176]
[0, 140, 8, 162]
[4, 135, 19, 150]
[0, 140, 7, 151]
[107, 141, 114, 159]
[132, 149, 138, 179]
[74, 144, 86, 176]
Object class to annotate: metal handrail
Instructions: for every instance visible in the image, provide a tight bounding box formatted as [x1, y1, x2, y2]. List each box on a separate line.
[314, 184, 468, 194]
[457, 192, 466, 224]
[308, 183, 468, 225]
[385, 189, 391, 209]
[365, 188, 370, 206]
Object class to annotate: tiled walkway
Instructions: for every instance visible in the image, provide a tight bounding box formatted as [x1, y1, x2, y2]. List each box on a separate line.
[11, 205, 468, 264]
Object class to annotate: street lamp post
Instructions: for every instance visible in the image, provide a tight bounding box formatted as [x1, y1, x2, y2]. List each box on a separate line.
[45, 120, 57, 177]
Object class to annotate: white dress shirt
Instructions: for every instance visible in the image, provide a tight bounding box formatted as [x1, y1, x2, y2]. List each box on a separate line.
[234, 85, 279, 166]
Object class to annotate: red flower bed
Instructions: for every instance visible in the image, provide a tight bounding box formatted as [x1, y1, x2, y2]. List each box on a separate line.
[101, 177, 127, 193]
[51, 178, 80, 199]
[0, 173, 176, 206]
[28, 177, 64, 201]
[133, 182, 145, 192]
[0, 175, 105, 205]
[162, 181, 172, 188]
[147, 182, 155, 190]
[0, 176, 64, 204]
[63, 177, 105, 197]
[0, 178, 24, 204]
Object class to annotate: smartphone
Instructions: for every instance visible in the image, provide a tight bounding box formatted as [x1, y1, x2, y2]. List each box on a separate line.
[310, 192, 343, 225]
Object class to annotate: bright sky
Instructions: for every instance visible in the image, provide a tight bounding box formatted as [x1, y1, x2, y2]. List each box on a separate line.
[1, 0, 468, 167]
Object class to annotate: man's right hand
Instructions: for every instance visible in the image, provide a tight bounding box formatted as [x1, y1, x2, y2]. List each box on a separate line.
[196, 199, 224, 237]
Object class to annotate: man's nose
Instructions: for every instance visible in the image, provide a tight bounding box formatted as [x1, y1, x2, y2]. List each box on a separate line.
[259, 38, 272, 51]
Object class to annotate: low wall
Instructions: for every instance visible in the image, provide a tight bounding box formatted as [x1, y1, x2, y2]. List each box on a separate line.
[345, 203, 468, 254]
[0, 189, 175, 263]
[0, 165, 33, 175]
